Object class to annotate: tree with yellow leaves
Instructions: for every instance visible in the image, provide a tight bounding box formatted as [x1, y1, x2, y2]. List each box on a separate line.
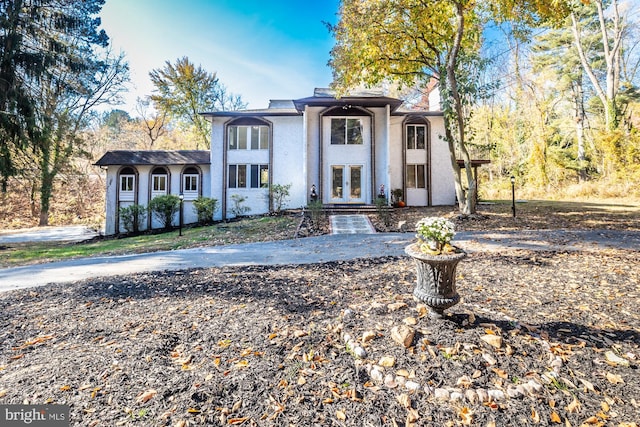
[328, 0, 572, 214]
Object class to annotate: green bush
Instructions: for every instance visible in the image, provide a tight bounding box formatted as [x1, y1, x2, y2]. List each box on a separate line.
[375, 196, 391, 227]
[148, 194, 180, 230]
[307, 200, 324, 228]
[192, 196, 219, 225]
[119, 204, 147, 234]
[230, 194, 251, 218]
[270, 183, 292, 214]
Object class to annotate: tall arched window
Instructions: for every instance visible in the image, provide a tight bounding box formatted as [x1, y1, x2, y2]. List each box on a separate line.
[404, 116, 431, 206]
[118, 167, 137, 201]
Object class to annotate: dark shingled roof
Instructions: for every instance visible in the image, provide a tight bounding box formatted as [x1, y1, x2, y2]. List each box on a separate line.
[94, 150, 210, 166]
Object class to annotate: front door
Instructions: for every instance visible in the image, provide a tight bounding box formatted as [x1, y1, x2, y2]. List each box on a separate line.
[323, 115, 371, 204]
[330, 164, 364, 203]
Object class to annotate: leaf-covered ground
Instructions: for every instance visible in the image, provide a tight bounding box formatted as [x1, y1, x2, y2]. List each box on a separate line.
[1, 244, 638, 426]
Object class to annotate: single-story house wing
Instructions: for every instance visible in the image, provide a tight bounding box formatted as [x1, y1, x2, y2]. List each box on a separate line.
[94, 150, 210, 235]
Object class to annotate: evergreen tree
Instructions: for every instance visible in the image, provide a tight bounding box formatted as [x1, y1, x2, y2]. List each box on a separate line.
[0, 0, 129, 225]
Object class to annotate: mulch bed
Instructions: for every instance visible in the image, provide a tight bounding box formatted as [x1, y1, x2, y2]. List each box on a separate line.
[1, 245, 639, 426]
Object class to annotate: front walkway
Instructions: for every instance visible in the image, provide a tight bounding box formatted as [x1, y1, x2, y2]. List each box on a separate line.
[329, 214, 376, 234]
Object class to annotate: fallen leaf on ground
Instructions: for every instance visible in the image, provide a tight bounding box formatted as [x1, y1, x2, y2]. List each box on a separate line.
[606, 372, 624, 384]
[566, 397, 581, 413]
[136, 389, 157, 404]
[459, 407, 473, 425]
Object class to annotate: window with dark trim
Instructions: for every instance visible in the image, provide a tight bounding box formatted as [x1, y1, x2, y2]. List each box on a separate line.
[228, 164, 268, 189]
[250, 164, 269, 188]
[228, 125, 269, 150]
[331, 118, 363, 145]
[406, 124, 426, 149]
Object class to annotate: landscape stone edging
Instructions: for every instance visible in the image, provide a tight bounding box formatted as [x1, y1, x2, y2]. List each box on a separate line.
[337, 312, 563, 406]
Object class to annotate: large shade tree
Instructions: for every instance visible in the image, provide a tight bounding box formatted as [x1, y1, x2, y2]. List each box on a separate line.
[329, 0, 572, 215]
[150, 57, 246, 149]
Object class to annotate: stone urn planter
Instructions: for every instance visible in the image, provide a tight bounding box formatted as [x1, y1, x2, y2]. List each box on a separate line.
[405, 243, 467, 319]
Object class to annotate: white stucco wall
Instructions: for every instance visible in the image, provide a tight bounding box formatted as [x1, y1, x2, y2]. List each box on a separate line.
[429, 115, 456, 205]
[210, 117, 227, 221]
[305, 106, 322, 197]
[103, 167, 118, 235]
[371, 106, 390, 202]
[206, 98, 455, 219]
[270, 115, 305, 210]
[212, 114, 306, 219]
[387, 113, 454, 206]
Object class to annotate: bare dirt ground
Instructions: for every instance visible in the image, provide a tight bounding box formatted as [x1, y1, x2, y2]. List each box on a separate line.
[1, 202, 639, 427]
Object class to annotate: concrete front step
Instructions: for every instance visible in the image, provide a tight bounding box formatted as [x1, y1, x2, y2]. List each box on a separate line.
[329, 214, 376, 234]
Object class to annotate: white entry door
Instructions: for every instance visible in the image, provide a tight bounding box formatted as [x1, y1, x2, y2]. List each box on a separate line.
[330, 164, 364, 203]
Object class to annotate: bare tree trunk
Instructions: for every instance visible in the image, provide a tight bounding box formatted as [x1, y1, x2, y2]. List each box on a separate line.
[571, 0, 624, 131]
[445, 1, 476, 215]
[573, 79, 588, 182]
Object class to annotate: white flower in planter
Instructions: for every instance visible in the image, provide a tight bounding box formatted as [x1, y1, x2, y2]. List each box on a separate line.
[415, 217, 456, 254]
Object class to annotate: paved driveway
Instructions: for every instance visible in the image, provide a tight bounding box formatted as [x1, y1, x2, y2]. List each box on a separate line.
[1, 229, 638, 292]
[0, 226, 99, 244]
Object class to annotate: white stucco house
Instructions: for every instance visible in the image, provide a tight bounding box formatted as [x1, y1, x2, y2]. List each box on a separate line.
[96, 88, 460, 235]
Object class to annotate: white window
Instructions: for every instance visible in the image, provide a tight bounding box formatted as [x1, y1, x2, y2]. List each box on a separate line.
[331, 118, 363, 145]
[182, 167, 199, 194]
[407, 124, 426, 149]
[228, 164, 268, 189]
[120, 175, 134, 192]
[406, 164, 426, 189]
[184, 175, 198, 192]
[152, 175, 167, 192]
[228, 125, 269, 150]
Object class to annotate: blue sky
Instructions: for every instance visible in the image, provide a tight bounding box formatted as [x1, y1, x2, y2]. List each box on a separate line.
[100, 0, 340, 114]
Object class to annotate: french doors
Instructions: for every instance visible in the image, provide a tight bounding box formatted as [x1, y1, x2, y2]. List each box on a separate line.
[329, 164, 364, 203]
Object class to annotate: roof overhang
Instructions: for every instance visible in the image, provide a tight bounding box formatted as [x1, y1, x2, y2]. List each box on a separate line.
[293, 95, 404, 112]
[201, 109, 301, 119]
[94, 150, 211, 167]
[457, 159, 491, 168]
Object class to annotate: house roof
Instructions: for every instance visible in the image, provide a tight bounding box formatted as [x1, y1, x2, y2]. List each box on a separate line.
[201, 88, 416, 118]
[292, 94, 404, 112]
[94, 150, 210, 166]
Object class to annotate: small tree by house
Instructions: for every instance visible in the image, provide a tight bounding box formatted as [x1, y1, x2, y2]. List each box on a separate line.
[230, 194, 251, 218]
[270, 183, 291, 214]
